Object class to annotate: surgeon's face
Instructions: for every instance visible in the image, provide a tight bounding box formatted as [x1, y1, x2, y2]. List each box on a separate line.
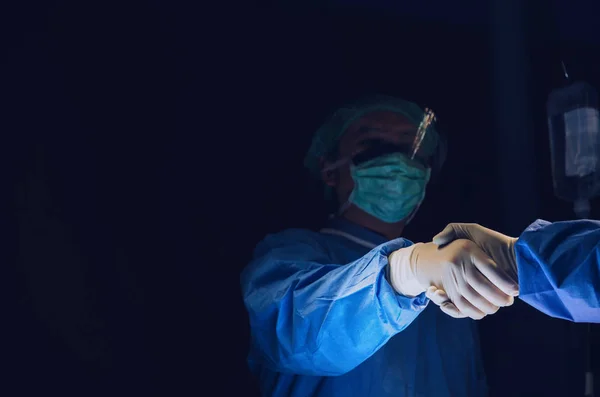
[321, 111, 420, 205]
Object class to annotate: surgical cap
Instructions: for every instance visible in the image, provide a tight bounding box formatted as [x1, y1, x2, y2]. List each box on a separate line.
[304, 94, 440, 178]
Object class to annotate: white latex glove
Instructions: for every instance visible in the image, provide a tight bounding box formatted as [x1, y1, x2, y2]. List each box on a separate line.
[389, 240, 518, 320]
[429, 223, 519, 318]
[433, 223, 519, 283]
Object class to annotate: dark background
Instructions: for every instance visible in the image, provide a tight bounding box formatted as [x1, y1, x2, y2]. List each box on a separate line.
[3, 1, 599, 396]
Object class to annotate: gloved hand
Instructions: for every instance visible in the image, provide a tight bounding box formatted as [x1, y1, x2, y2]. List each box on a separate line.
[433, 223, 519, 283]
[389, 240, 518, 320]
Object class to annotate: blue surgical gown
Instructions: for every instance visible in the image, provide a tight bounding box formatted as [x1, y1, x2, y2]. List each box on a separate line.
[516, 219, 600, 323]
[241, 218, 487, 397]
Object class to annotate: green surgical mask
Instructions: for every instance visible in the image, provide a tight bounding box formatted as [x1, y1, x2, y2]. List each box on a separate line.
[346, 153, 431, 223]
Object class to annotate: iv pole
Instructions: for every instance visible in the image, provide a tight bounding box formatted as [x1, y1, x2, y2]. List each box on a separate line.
[557, 33, 595, 397]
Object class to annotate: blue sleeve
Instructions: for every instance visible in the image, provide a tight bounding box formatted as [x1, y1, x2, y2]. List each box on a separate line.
[515, 219, 600, 323]
[240, 230, 429, 376]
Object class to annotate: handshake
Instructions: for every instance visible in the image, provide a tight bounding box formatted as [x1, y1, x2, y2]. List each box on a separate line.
[389, 223, 519, 320]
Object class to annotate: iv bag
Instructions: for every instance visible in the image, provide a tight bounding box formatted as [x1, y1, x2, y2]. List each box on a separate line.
[547, 81, 600, 202]
[563, 107, 599, 177]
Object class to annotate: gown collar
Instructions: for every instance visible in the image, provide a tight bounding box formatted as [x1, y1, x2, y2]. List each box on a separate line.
[320, 217, 388, 249]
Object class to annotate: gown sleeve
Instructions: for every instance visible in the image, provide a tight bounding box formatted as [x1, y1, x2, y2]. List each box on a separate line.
[240, 230, 429, 376]
[515, 219, 600, 323]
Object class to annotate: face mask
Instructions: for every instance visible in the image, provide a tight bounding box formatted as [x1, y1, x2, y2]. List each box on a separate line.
[345, 152, 431, 223]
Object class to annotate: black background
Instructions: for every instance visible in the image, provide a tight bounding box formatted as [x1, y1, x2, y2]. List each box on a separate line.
[4, 1, 600, 396]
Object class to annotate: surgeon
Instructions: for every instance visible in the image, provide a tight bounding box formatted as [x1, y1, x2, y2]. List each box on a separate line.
[432, 221, 600, 323]
[240, 95, 519, 397]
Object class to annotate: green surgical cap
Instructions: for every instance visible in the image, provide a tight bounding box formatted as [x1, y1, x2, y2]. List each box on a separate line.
[304, 94, 440, 178]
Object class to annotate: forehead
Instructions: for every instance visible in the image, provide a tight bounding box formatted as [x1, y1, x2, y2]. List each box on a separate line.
[339, 110, 418, 145]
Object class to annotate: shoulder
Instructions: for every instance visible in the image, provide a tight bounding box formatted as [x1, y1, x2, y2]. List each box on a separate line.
[253, 228, 329, 258]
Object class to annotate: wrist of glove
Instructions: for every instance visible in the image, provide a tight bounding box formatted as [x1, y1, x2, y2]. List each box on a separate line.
[388, 245, 426, 297]
[389, 240, 518, 320]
